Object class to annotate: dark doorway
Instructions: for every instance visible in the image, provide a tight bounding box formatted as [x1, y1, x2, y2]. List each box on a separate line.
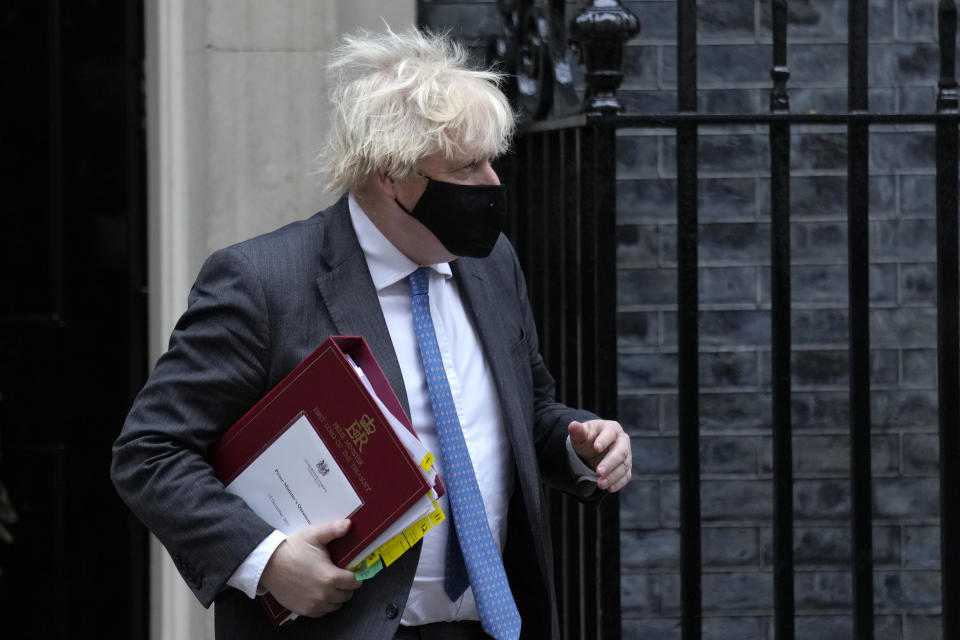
[0, 1, 148, 638]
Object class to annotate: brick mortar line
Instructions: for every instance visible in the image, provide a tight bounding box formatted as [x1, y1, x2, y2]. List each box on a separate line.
[617, 124, 939, 135]
[617, 125, 940, 134]
[625, 82, 941, 90]
[629, 438, 937, 443]
[614, 214, 933, 222]
[621, 607, 942, 616]
[624, 430, 941, 436]
[617, 387, 941, 395]
[629, 472, 933, 480]
[618, 388, 940, 395]
[645, 262, 939, 268]
[616, 169, 942, 179]
[644, 516, 940, 530]
[628, 518, 944, 527]
[620, 262, 940, 269]
[617, 345, 939, 353]
[615, 303, 940, 311]
[620, 523, 927, 531]
[616, 302, 937, 311]
[628, 39, 943, 47]
[641, 433, 942, 440]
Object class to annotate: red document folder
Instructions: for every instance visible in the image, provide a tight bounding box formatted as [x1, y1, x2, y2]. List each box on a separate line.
[208, 336, 432, 626]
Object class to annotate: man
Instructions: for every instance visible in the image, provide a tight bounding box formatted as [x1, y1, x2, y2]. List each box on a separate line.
[111, 27, 631, 640]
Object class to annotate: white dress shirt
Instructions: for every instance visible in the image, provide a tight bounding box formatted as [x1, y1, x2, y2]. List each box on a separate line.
[346, 194, 511, 624]
[227, 194, 597, 622]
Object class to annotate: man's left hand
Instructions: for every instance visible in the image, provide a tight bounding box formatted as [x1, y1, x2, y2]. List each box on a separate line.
[568, 420, 632, 492]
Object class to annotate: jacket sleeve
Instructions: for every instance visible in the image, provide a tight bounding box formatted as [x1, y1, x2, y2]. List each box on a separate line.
[110, 245, 277, 607]
[501, 242, 602, 500]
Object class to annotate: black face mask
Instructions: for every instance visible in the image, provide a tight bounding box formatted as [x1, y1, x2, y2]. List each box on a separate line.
[395, 178, 507, 258]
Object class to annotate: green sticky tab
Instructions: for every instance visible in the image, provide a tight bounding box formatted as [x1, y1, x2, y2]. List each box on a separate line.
[354, 558, 384, 581]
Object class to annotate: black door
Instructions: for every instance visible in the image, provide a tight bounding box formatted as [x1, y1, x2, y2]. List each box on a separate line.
[0, 1, 148, 638]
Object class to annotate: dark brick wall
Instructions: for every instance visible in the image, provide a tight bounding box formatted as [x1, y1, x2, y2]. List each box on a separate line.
[419, 1, 950, 639]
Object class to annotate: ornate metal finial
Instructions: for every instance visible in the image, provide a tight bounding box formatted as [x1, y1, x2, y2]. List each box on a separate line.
[569, 0, 641, 116]
[489, 0, 521, 107]
[769, 0, 791, 113]
[490, 0, 580, 122]
[937, 0, 958, 112]
[770, 65, 791, 112]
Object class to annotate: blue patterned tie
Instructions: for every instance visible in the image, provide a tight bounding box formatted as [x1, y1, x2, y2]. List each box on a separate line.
[408, 267, 522, 640]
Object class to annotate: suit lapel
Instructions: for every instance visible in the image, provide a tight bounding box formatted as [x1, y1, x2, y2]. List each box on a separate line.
[455, 256, 555, 601]
[454, 257, 546, 530]
[452, 259, 528, 454]
[314, 199, 410, 417]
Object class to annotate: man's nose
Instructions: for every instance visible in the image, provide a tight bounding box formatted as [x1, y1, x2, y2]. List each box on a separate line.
[476, 160, 500, 186]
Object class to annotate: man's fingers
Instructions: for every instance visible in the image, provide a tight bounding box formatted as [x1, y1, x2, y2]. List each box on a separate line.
[598, 459, 631, 491]
[591, 424, 619, 453]
[259, 518, 365, 618]
[595, 433, 630, 476]
[302, 519, 352, 547]
[331, 571, 364, 591]
[593, 430, 632, 493]
[605, 466, 632, 493]
[572, 419, 623, 453]
[571, 420, 633, 494]
[326, 581, 362, 600]
[568, 420, 592, 445]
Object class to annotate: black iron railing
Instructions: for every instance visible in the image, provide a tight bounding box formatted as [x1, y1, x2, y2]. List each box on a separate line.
[499, 119, 622, 640]
[935, 2, 960, 637]
[490, 0, 960, 639]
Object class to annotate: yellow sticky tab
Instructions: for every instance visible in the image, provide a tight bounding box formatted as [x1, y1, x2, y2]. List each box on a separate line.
[419, 451, 435, 472]
[429, 501, 446, 526]
[378, 534, 410, 567]
[350, 555, 374, 572]
[403, 515, 433, 546]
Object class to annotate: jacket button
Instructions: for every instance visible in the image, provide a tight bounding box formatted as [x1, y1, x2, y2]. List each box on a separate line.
[385, 603, 399, 619]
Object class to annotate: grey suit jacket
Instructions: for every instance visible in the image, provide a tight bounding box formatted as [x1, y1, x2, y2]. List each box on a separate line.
[111, 198, 599, 639]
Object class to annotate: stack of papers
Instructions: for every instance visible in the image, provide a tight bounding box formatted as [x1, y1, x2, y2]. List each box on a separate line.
[208, 336, 445, 627]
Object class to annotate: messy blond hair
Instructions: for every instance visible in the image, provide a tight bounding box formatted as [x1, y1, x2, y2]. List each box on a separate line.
[318, 26, 515, 196]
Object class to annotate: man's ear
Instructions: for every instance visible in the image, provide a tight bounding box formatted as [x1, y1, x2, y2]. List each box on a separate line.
[375, 170, 398, 199]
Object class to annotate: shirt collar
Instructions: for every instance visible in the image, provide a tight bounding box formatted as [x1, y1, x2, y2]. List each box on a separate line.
[347, 192, 452, 291]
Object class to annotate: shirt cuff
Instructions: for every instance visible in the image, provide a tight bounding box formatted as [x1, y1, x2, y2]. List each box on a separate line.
[226, 529, 288, 598]
[566, 435, 599, 491]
